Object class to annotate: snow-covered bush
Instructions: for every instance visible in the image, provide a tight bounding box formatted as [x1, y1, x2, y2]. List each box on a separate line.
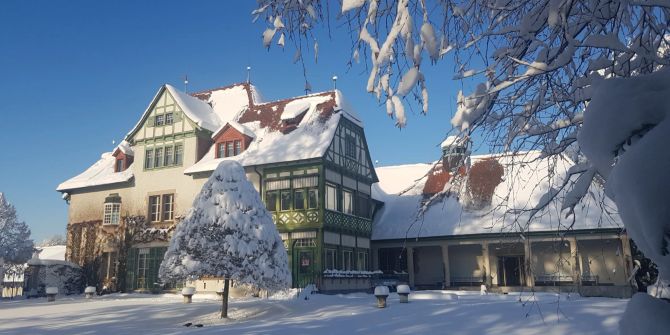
[24, 259, 85, 297]
[160, 161, 290, 317]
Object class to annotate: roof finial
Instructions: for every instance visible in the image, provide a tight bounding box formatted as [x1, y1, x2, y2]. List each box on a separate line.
[184, 75, 189, 93]
[332, 75, 338, 90]
[246, 66, 252, 84]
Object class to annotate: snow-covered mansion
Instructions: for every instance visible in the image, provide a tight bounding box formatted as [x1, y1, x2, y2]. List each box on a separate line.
[58, 82, 633, 297]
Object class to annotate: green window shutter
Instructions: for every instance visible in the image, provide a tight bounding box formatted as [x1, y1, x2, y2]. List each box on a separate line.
[125, 248, 138, 291]
[147, 116, 155, 128]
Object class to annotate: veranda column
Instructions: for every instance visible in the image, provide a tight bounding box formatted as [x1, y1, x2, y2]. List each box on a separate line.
[569, 237, 579, 284]
[407, 247, 415, 288]
[441, 243, 451, 288]
[482, 242, 492, 287]
[620, 235, 633, 283]
[523, 239, 535, 287]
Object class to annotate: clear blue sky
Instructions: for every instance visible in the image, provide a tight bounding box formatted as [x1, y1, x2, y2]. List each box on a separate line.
[0, 1, 470, 242]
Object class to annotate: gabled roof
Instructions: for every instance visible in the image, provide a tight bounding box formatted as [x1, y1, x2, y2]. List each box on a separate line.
[185, 90, 350, 174]
[371, 151, 623, 240]
[59, 83, 366, 191]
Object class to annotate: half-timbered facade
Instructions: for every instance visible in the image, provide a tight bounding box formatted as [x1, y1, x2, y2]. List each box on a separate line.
[57, 82, 379, 292]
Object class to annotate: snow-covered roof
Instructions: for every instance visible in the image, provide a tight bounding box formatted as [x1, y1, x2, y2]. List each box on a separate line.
[36, 245, 66, 261]
[371, 151, 622, 240]
[165, 84, 220, 132]
[59, 84, 363, 190]
[186, 90, 358, 174]
[114, 140, 134, 156]
[212, 120, 256, 139]
[57, 153, 133, 191]
[440, 135, 463, 149]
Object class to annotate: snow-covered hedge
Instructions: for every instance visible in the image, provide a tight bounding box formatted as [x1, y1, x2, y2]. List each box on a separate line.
[322, 270, 383, 278]
[24, 260, 84, 297]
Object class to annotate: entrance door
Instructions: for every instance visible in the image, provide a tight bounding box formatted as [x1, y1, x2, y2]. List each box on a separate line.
[294, 249, 315, 288]
[497, 256, 524, 286]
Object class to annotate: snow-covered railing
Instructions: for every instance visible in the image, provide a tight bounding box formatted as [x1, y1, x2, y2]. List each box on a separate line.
[323, 270, 383, 278]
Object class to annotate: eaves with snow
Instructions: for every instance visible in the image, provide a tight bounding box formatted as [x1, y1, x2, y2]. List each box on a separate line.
[57, 82, 364, 191]
[371, 151, 623, 240]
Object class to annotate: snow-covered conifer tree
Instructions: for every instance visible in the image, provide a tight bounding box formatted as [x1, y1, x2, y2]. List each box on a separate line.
[159, 161, 290, 318]
[0, 192, 34, 286]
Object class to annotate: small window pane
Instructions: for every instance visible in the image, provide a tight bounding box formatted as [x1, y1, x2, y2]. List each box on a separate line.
[165, 113, 173, 125]
[234, 140, 241, 155]
[149, 196, 161, 222]
[217, 143, 225, 158]
[326, 249, 336, 270]
[155, 114, 164, 126]
[154, 148, 163, 168]
[357, 252, 368, 271]
[326, 184, 337, 211]
[162, 194, 174, 221]
[226, 142, 233, 157]
[266, 191, 278, 211]
[308, 189, 318, 209]
[145, 149, 153, 169]
[115, 159, 124, 172]
[280, 190, 291, 211]
[343, 190, 353, 215]
[294, 190, 305, 210]
[174, 144, 183, 165]
[164, 146, 173, 166]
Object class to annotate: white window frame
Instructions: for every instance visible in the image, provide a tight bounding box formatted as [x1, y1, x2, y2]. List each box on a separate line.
[162, 194, 174, 221]
[326, 184, 337, 211]
[325, 248, 336, 270]
[342, 250, 353, 271]
[149, 195, 161, 222]
[342, 189, 353, 215]
[103, 203, 121, 225]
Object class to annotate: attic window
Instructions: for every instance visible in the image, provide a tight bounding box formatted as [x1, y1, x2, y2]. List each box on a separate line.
[155, 114, 164, 126]
[216, 140, 243, 158]
[115, 159, 124, 173]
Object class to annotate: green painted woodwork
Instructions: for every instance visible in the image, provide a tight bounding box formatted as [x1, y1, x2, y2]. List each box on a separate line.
[323, 210, 372, 236]
[126, 87, 209, 143]
[124, 246, 167, 292]
[323, 117, 379, 183]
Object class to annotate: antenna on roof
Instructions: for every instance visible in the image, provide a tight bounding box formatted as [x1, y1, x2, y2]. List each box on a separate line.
[183, 75, 189, 93]
[332, 75, 338, 90]
[246, 66, 252, 84]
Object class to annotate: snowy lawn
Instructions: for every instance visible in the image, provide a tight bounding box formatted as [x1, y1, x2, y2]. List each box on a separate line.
[0, 290, 627, 335]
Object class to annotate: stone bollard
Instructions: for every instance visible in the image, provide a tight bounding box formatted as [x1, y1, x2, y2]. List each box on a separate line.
[374, 286, 390, 308]
[182, 287, 196, 303]
[84, 286, 96, 299]
[46, 287, 58, 302]
[480, 284, 488, 296]
[397, 284, 410, 303]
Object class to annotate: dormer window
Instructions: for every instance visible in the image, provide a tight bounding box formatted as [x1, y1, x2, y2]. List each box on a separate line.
[115, 159, 124, 173]
[216, 140, 242, 158]
[113, 143, 134, 173]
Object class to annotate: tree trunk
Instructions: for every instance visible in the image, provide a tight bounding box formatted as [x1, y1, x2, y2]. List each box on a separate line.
[221, 278, 230, 319]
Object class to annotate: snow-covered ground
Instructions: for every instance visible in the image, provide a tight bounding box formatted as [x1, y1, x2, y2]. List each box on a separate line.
[0, 290, 626, 334]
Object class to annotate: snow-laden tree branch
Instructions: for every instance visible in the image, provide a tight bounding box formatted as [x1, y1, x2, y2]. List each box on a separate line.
[253, 1, 670, 332]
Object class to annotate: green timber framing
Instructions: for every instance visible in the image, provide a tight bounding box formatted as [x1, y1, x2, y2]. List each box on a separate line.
[260, 116, 380, 288]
